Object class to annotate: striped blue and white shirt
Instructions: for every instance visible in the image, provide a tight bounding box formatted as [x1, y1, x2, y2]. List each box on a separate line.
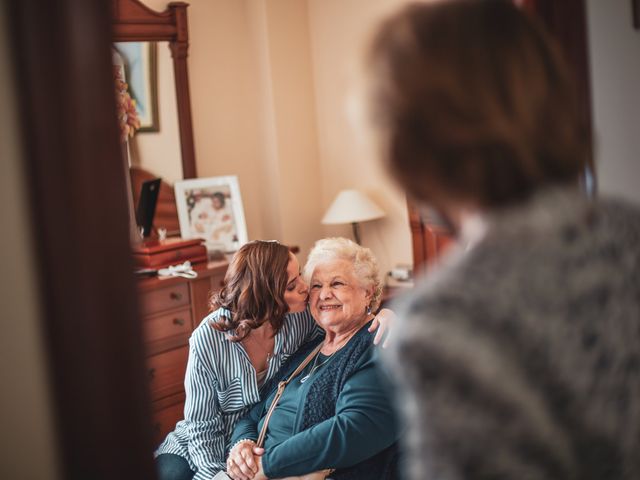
[155, 306, 321, 479]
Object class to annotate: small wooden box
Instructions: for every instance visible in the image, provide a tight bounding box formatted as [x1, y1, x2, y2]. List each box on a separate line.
[132, 238, 207, 268]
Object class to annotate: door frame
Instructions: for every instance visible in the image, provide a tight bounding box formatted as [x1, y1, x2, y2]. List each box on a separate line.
[7, 1, 156, 478]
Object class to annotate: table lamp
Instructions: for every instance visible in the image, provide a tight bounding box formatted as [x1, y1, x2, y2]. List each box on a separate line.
[321, 189, 385, 244]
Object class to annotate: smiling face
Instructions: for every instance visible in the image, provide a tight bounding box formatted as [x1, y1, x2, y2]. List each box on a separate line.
[212, 196, 223, 209]
[309, 258, 372, 334]
[284, 253, 309, 313]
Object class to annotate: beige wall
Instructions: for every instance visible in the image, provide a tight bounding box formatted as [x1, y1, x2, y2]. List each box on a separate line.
[185, 0, 322, 255]
[307, 0, 413, 275]
[185, 0, 325, 260]
[188, 0, 269, 242]
[132, 40, 182, 183]
[255, 0, 325, 260]
[141, 0, 413, 274]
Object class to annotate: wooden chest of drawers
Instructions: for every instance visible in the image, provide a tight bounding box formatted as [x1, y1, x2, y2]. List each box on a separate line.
[137, 260, 227, 446]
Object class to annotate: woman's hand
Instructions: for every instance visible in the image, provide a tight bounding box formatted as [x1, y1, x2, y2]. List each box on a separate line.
[368, 308, 396, 348]
[227, 440, 260, 480]
[251, 452, 269, 480]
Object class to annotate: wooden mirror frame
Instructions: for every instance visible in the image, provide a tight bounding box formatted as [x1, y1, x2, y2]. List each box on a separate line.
[112, 0, 197, 179]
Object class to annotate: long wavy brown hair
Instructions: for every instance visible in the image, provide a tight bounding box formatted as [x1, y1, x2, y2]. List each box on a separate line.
[210, 240, 291, 341]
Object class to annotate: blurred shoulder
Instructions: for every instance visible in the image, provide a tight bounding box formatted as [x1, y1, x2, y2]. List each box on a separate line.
[597, 195, 640, 237]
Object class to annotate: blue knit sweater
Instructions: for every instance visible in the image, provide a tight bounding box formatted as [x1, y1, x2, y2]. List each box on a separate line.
[231, 321, 400, 479]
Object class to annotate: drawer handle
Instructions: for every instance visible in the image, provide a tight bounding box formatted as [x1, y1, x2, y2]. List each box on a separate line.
[170, 292, 183, 301]
[173, 318, 186, 326]
[148, 368, 156, 380]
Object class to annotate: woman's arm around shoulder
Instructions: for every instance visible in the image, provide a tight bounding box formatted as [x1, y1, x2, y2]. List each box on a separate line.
[368, 308, 396, 347]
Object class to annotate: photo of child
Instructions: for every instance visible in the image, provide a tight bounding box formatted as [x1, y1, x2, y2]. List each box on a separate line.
[175, 176, 248, 254]
[187, 189, 236, 252]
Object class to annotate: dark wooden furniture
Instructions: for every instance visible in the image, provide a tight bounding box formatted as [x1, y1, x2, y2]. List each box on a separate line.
[131, 166, 181, 235]
[380, 281, 414, 309]
[521, 0, 593, 175]
[408, 203, 455, 275]
[112, 0, 197, 179]
[138, 260, 228, 446]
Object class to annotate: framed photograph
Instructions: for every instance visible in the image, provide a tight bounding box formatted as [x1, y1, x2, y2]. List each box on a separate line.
[174, 176, 248, 254]
[114, 42, 159, 132]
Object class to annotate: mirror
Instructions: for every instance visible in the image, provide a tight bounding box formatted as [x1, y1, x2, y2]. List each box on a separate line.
[112, 0, 197, 180]
[112, 0, 197, 236]
[115, 41, 183, 183]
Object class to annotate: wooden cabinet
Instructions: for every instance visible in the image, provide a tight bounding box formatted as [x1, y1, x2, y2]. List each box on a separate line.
[137, 260, 227, 446]
[408, 203, 455, 275]
[151, 392, 187, 445]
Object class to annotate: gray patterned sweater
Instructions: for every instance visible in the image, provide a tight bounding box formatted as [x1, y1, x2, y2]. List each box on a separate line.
[385, 188, 640, 480]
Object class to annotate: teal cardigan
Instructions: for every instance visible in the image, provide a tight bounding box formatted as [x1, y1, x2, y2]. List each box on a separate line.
[230, 322, 400, 478]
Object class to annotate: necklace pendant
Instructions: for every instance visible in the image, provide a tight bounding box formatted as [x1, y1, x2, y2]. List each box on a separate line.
[299, 373, 310, 384]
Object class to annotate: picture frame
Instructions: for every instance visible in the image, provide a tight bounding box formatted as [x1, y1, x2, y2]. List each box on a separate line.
[114, 41, 159, 132]
[174, 176, 248, 254]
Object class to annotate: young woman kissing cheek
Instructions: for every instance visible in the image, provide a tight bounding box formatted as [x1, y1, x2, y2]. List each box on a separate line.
[283, 252, 309, 313]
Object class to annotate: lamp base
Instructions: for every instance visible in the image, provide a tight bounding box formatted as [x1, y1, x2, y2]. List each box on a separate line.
[351, 222, 361, 245]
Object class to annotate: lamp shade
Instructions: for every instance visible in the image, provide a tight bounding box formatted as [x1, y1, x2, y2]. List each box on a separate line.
[321, 189, 385, 225]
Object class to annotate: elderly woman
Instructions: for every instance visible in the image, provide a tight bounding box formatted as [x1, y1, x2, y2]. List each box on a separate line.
[226, 238, 400, 480]
[366, 1, 640, 479]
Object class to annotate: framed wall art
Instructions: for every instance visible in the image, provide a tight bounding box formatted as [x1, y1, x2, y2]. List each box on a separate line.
[114, 41, 159, 132]
[174, 176, 248, 254]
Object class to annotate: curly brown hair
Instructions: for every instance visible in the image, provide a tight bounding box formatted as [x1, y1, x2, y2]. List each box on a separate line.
[210, 240, 291, 341]
[367, 0, 589, 208]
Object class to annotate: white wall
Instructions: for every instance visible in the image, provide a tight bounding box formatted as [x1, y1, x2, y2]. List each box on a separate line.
[587, 0, 640, 205]
[0, 5, 61, 478]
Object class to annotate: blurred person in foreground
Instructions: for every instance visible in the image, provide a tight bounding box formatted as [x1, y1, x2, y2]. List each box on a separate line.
[366, 0, 640, 479]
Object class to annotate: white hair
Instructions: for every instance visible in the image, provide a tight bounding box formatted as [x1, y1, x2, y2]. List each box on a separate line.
[303, 237, 382, 311]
